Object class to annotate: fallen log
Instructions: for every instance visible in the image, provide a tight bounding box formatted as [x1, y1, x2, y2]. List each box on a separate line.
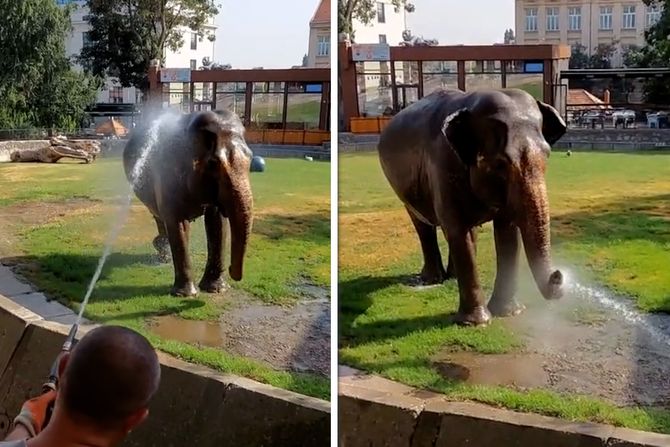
[10, 137, 101, 164]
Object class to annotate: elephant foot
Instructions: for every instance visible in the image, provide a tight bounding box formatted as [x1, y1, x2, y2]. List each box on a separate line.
[488, 298, 526, 317]
[419, 266, 448, 285]
[198, 276, 228, 293]
[171, 282, 198, 297]
[455, 305, 491, 327]
[445, 263, 455, 280]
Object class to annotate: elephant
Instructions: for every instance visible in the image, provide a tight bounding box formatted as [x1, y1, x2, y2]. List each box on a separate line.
[378, 88, 566, 326]
[123, 109, 253, 297]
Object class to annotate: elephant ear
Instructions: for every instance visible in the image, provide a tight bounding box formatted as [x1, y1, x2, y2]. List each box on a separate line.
[536, 100, 567, 146]
[441, 108, 478, 166]
[441, 109, 506, 166]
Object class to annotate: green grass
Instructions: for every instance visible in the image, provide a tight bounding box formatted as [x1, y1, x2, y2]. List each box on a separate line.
[0, 158, 330, 400]
[339, 150, 670, 432]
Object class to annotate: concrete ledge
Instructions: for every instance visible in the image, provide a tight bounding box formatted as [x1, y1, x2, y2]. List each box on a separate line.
[0, 297, 330, 445]
[339, 366, 670, 447]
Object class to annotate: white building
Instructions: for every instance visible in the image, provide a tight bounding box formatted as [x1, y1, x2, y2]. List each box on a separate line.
[58, 0, 216, 105]
[353, 0, 407, 45]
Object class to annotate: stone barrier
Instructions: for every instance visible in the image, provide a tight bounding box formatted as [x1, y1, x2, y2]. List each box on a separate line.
[338, 129, 670, 152]
[0, 296, 330, 446]
[339, 367, 670, 447]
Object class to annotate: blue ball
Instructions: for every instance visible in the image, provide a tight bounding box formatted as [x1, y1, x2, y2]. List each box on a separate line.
[250, 155, 265, 172]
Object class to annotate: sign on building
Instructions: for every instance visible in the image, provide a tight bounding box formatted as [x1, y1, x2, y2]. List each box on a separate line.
[351, 44, 391, 62]
[160, 68, 192, 83]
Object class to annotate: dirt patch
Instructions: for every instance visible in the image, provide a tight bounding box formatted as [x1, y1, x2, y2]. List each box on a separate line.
[433, 283, 670, 407]
[148, 284, 330, 377]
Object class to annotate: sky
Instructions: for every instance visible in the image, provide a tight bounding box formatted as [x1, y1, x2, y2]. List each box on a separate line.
[214, 0, 516, 69]
[215, 0, 317, 69]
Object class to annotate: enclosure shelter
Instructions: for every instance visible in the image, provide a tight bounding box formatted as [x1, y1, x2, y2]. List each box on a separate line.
[339, 42, 571, 132]
[560, 68, 670, 128]
[147, 64, 330, 145]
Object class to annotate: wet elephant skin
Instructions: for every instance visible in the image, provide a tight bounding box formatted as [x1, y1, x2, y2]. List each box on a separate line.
[378, 88, 566, 326]
[123, 110, 253, 297]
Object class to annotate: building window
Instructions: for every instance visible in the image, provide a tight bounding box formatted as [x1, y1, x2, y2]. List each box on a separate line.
[568, 7, 581, 31]
[377, 2, 386, 23]
[317, 35, 330, 56]
[82, 31, 92, 48]
[546, 7, 559, 31]
[600, 6, 613, 30]
[190, 33, 198, 50]
[378, 34, 387, 44]
[525, 8, 538, 32]
[647, 4, 661, 27]
[623, 5, 636, 29]
[190, 59, 197, 70]
[109, 86, 123, 104]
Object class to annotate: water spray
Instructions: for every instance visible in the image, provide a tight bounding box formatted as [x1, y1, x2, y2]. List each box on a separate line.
[38, 113, 173, 428]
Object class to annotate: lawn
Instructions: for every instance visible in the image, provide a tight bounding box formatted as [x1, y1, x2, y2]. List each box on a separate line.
[339, 150, 670, 432]
[0, 157, 330, 400]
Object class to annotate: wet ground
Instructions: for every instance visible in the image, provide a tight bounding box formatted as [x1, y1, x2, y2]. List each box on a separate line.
[0, 198, 331, 377]
[149, 282, 331, 377]
[432, 279, 670, 407]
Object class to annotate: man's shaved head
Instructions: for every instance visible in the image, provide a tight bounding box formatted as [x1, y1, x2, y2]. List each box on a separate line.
[60, 326, 161, 429]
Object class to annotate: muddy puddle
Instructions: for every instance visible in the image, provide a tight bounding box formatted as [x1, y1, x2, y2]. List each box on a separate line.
[148, 284, 330, 377]
[433, 278, 670, 407]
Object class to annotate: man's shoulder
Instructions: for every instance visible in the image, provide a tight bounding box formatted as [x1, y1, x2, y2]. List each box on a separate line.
[0, 441, 27, 447]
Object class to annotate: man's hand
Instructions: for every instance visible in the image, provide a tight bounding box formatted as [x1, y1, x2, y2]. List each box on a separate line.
[12, 390, 57, 438]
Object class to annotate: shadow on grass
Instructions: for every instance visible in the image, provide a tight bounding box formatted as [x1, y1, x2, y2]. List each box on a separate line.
[253, 213, 330, 244]
[2, 252, 206, 321]
[339, 274, 457, 348]
[554, 193, 670, 246]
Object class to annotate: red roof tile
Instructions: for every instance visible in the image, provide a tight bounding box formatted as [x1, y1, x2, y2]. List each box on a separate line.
[311, 0, 330, 25]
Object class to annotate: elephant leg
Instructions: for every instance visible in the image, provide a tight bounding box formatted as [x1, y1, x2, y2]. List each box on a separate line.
[152, 217, 170, 263]
[443, 227, 491, 326]
[199, 207, 228, 293]
[488, 219, 524, 317]
[407, 207, 448, 284]
[165, 219, 197, 297]
[445, 229, 476, 279]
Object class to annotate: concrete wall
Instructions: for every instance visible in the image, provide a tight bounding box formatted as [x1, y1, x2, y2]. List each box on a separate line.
[339, 368, 670, 447]
[338, 129, 670, 152]
[0, 296, 330, 446]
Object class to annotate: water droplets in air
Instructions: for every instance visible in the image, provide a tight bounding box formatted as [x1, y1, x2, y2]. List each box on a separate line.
[569, 281, 670, 347]
[76, 112, 178, 324]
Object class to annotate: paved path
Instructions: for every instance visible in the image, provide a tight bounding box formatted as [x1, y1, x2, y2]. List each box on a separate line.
[0, 264, 85, 325]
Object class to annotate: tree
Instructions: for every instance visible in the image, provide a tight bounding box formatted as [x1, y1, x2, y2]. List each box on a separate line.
[503, 29, 515, 44]
[0, 0, 99, 130]
[621, 44, 644, 67]
[302, 53, 309, 67]
[80, 0, 219, 92]
[338, 0, 415, 40]
[589, 43, 617, 69]
[569, 43, 590, 68]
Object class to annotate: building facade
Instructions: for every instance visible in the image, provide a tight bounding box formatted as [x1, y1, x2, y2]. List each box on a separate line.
[307, 0, 331, 68]
[58, 0, 216, 105]
[353, 0, 407, 45]
[515, 0, 662, 64]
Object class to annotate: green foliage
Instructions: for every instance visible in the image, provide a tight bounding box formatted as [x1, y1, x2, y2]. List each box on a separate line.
[338, 0, 415, 39]
[569, 43, 590, 69]
[0, 0, 99, 130]
[80, 0, 219, 91]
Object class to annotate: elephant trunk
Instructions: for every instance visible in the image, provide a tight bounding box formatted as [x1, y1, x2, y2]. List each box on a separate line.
[226, 169, 253, 281]
[516, 178, 564, 300]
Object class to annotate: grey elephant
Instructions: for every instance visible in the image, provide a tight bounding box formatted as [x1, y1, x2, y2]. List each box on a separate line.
[124, 110, 253, 297]
[378, 88, 566, 326]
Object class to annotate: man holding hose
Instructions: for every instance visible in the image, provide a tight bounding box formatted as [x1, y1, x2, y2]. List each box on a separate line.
[1, 325, 161, 447]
